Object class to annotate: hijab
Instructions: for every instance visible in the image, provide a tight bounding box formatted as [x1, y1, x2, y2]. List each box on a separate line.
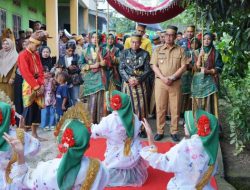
[0, 38, 18, 77]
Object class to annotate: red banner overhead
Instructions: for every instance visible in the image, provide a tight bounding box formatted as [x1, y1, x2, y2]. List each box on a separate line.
[107, 0, 185, 23]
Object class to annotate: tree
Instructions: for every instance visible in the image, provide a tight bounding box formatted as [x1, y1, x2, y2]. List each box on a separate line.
[182, 0, 250, 154]
[109, 12, 135, 33]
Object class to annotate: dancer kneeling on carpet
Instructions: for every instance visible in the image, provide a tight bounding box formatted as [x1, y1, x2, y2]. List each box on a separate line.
[3, 102, 109, 190]
[0, 91, 40, 189]
[140, 109, 219, 190]
[91, 90, 148, 187]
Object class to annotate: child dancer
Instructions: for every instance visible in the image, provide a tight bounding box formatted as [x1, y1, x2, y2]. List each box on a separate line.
[91, 90, 148, 187]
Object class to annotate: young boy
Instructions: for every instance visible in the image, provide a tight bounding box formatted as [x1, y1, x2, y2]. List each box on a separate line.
[55, 72, 70, 121]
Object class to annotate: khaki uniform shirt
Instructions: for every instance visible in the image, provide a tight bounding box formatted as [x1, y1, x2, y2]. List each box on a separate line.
[150, 44, 189, 77]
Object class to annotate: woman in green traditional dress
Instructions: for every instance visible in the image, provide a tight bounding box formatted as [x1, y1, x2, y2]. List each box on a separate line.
[191, 32, 224, 118]
[180, 37, 201, 116]
[81, 32, 106, 123]
[100, 33, 121, 91]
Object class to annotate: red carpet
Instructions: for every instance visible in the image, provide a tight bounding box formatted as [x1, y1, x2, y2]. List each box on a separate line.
[85, 138, 218, 190]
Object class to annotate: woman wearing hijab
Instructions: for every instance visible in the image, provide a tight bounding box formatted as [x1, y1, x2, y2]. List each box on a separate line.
[3, 102, 109, 190]
[81, 31, 106, 123]
[40, 46, 56, 71]
[0, 90, 40, 189]
[140, 109, 219, 190]
[191, 32, 224, 117]
[1, 28, 16, 48]
[0, 38, 18, 101]
[101, 34, 121, 91]
[91, 90, 148, 187]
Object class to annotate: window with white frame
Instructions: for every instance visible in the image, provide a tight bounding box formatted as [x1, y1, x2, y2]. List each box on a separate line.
[0, 9, 6, 36]
[13, 14, 21, 39]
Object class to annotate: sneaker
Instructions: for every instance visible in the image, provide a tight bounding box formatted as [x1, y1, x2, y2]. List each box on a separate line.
[50, 126, 55, 131]
[44, 126, 50, 131]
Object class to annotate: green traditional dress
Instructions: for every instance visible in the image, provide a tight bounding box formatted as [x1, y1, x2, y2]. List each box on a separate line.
[191, 45, 223, 117]
[81, 44, 106, 123]
[101, 43, 121, 91]
[180, 48, 193, 115]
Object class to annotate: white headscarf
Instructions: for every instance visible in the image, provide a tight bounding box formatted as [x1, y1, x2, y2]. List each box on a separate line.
[0, 38, 18, 77]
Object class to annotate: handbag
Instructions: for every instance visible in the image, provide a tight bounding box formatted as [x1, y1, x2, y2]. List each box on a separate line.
[71, 73, 84, 86]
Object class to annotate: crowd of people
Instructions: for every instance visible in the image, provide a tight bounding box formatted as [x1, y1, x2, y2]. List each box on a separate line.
[0, 20, 223, 189]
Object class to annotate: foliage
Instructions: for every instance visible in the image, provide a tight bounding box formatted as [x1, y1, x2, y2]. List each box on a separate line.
[109, 12, 135, 33]
[161, 4, 197, 31]
[217, 34, 250, 155]
[182, 0, 250, 154]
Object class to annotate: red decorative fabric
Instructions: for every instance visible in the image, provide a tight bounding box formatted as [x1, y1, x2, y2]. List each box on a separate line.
[18, 49, 44, 89]
[0, 110, 2, 125]
[110, 94, 122, 110]
[107, 0, 185, 23]
[58, 128, 75, 154]
[197, 115, 211, 137]
[10, 109, 16, 126]
[85, 138, 218, 190]
[127, 0, 176, 11]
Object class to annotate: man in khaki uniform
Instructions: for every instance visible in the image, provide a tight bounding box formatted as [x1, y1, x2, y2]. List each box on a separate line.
[151, 25, 189, 142]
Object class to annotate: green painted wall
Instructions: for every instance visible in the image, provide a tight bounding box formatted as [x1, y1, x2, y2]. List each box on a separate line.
[0, 0, 45, 30]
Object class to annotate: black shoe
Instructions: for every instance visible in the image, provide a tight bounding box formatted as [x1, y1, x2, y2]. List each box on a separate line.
[154, 134, 164, 141]
[139, 130, 147, 138]
[171, 134, 180, 142]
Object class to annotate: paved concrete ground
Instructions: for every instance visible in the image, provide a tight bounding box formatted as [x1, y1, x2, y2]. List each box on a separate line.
[26, 118, 235, 189]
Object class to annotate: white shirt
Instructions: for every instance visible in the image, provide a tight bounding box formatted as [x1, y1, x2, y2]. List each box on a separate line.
[140, 135, 217, 190]
[10, 157, 109, 190]
[91, 111, 142, 169]
[65, 56, 73, 68]
[0, 127, 40, 190]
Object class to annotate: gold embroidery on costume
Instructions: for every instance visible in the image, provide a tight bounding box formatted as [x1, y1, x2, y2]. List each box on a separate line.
[54, 102, 91, 136]
[196, 165, 215, 190]
[0, 91, 14, 108]
[5, 128, 25, 184]
[81, 158, 100, 190]
[124, 137, 132, 156]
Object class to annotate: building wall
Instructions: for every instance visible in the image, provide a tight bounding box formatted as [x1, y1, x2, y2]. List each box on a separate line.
[58, 6, 70, 32]
[0, 0, 45, 30]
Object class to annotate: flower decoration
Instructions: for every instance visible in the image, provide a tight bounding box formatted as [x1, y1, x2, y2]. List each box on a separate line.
[10, 109, 16, 126]
[110, 94, 122, 110]
[58, 128, 75, 154]
[197, 115, 211, 137]
[0, 109, 3, 125]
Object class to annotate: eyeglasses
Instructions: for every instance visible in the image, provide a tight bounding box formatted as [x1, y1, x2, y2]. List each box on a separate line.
[117, 38, 123, 41]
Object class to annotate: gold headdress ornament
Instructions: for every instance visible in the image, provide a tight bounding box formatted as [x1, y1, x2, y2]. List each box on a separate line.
[0, 90, 24, 184]
[29, 30, 52, 45]
[54, 102, 91, 137]
[0, 90, 15, 110]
